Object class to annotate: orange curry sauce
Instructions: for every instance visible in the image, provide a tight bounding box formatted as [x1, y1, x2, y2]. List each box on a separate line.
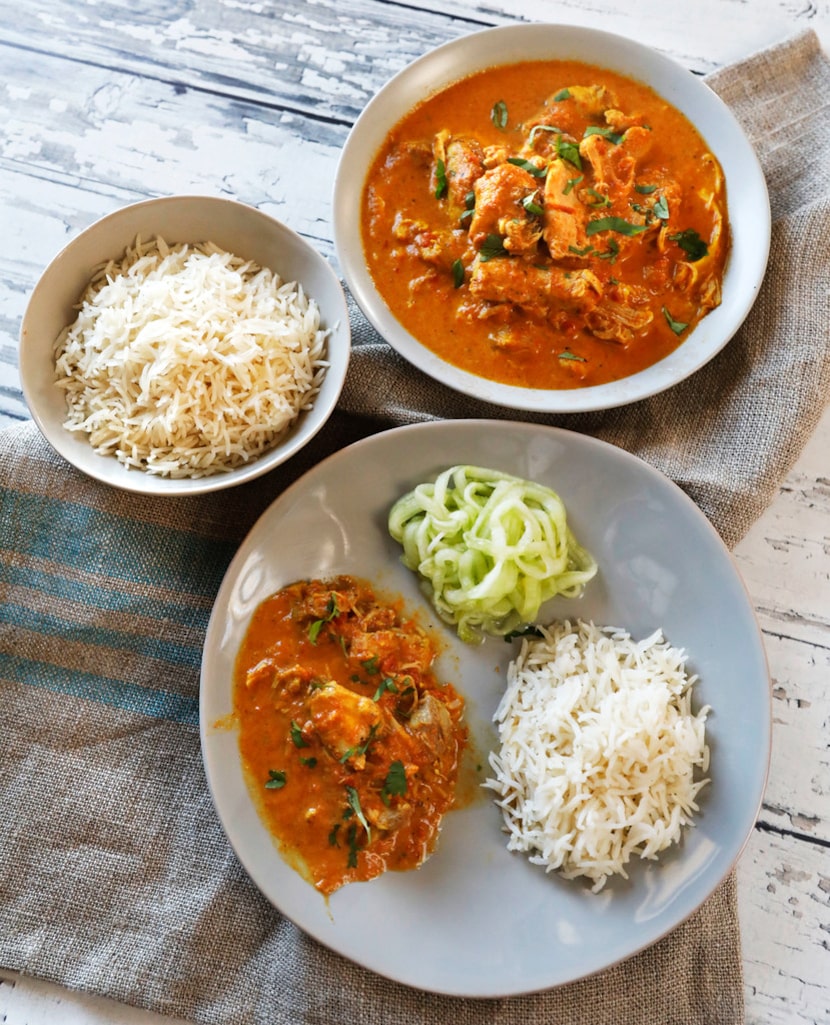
[361, 60, 729, 389]
[233, 576, 467, 895]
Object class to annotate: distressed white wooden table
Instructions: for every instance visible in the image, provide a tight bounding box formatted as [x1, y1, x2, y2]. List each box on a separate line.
[1, 2, 828, 1023]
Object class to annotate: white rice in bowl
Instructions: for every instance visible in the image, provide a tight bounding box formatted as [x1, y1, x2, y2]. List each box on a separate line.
[484, 619, 710, 892]
[54, 236, 330, 478]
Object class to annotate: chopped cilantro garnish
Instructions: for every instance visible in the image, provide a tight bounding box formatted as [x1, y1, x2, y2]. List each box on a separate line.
[507, 156, 547, 178]
[521, 193, 544, 216]
[361, 655, 380, 675]
[339, 724, 379, 764]
[345, 786, 371, 843]
[587, 216, 648, 237]
[290, 720, 309, 748]
[434, 158, 447, 199]
[555, 136, 582, 169]
[373, 677, 399, 701]
[669, 229, 709, 261]
[381, 760, 408, 805]
[586, 187, 611, 208]
[663, 306, 688, 335]
[308, 594, 339, 644]
[528, 123, 562, 144]
[479, 234, 509, 261]
[264, 769, 287, 790]
[597, 238, 620, 263]
[491, 99, 508, 130]
[568, 244, 596, 256]
[583, 125, 623, 144]
[451, 258, 464, 288]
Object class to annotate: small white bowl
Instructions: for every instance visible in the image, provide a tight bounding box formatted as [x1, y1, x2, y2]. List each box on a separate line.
[333, 24, 770, 413]
[20, 195, 351, 495]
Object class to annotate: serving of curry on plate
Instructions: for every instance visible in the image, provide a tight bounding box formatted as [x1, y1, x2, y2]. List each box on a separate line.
[233, 575, 467, 895]
[361, 59, 730, 389]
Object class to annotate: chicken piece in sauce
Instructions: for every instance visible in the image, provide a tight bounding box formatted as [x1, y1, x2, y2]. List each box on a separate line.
[433, 130, 486, 215]
[233, 575, 466, 895]
[468, 161, 543, 255]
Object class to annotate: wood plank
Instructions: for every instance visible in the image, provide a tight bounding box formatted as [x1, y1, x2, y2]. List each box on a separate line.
[0, 0, 474, 124]
[755, 628, 830, 842]
[4, 0, 825, 127]
[738, 825, 830, 1025]
[734, 421, 830, 651]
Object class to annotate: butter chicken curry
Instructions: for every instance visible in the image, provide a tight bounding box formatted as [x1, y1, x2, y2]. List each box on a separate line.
[233, 576, 466, 894]
[361, 60, 729, 389]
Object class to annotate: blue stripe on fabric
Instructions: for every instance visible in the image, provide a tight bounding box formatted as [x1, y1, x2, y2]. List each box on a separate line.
[0, 602, 202, 670]
[2, 561, 212, 633]
[2, 654, 199, 726]
[1, 492, 237, 597]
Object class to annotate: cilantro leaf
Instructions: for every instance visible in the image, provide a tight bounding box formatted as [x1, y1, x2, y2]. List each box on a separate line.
[555, 136, 582, 169]
[339, 724, 379, 764]
[373, 677, 399, 701]
[308, 593, 339, 644]
[290, 720, 309, 748]
[583, 125, 623, 145]
[507, 156, 547, 178]
[381, 760, 408, 805]
[345, 786, 371, 844]
[668, 228, 709, 261]
[652, 195, 670, 220]
[663, 306, 688, 335]
[491, 99, 508, 130]
[521, 193, 544, 216]
[264, 769, 287, 790]
[586, 216, 648, 237]
[479, 234, 509, 261]
[434, 158, 448, 199]
[452, 258, 464, 288]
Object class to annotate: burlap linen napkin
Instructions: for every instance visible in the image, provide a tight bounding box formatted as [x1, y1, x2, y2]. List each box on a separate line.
[0, 27, 828, 1025]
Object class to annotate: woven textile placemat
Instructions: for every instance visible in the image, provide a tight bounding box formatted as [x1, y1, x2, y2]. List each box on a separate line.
[1, 27, 828, 1025]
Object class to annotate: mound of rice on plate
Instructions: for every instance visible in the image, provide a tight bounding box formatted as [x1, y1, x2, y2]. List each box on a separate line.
[54, 236, 329, 478]
[485, 619, 710, 892]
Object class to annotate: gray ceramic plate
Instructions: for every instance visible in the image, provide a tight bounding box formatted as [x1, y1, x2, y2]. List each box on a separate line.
[200, 420, 770, 996]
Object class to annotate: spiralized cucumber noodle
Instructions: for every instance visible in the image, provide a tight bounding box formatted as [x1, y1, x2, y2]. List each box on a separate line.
[388, 465, 597, 643]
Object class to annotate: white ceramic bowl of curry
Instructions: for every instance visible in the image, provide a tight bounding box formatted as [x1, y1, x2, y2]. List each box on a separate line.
[333, 24, 770, 413]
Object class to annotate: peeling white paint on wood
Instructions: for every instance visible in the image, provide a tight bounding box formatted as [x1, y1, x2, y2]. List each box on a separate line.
[1, 1, 829, 1023]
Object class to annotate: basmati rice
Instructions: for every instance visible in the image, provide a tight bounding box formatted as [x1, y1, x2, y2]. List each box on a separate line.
[484, 619, 710, 891]
[54, 235, 330, 478]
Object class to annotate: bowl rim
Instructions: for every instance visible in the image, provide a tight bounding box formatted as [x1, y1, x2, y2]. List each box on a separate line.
[20, 194, 351, 496]
[333, 22, 771, 413]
